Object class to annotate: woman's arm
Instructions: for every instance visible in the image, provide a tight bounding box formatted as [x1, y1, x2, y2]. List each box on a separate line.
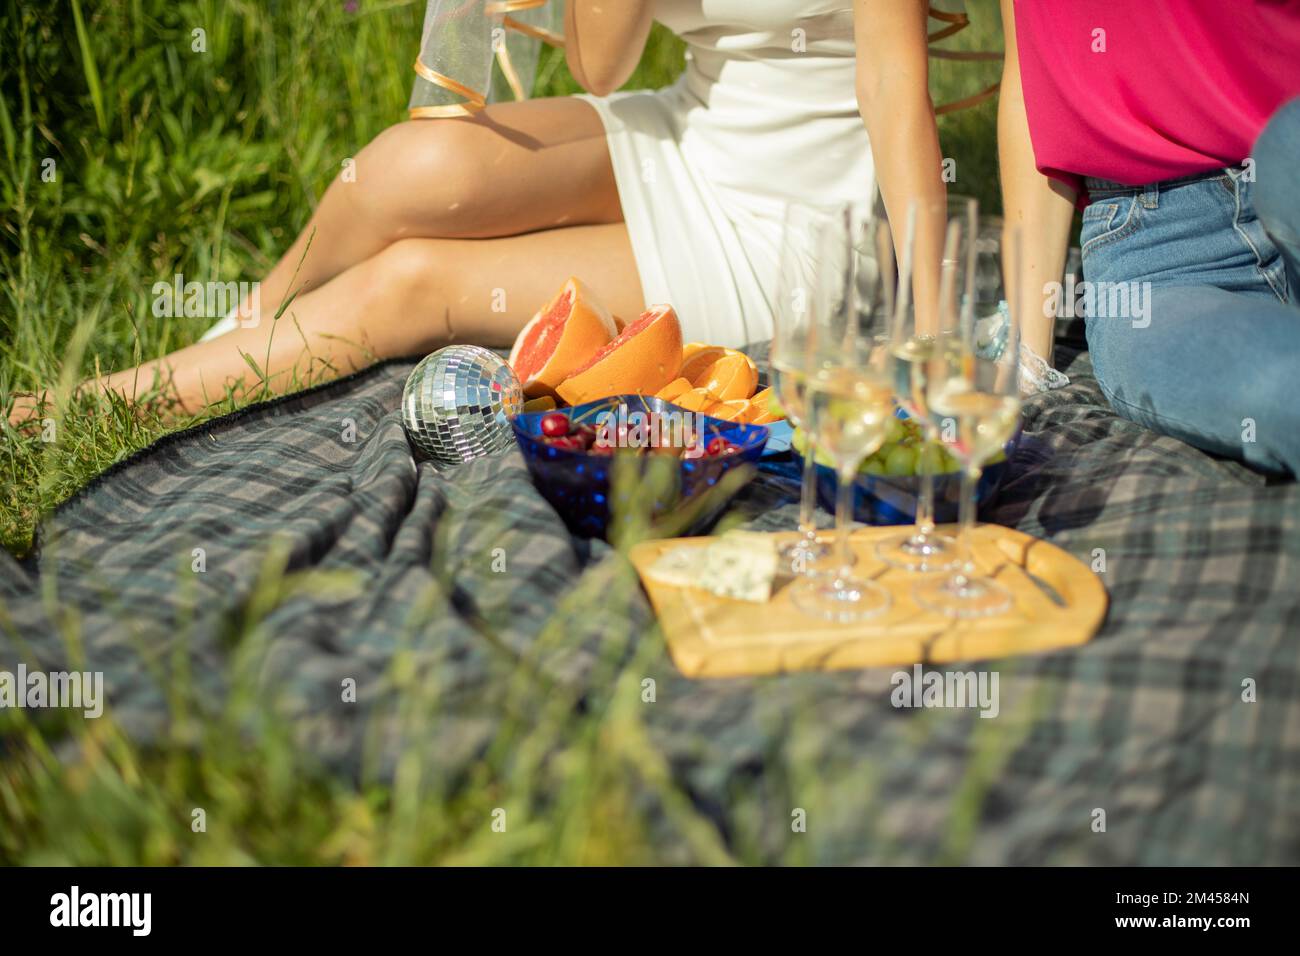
[564, 1, 654, 97]
[853, 0, 948, 331]
[997, 0, 1074, 362]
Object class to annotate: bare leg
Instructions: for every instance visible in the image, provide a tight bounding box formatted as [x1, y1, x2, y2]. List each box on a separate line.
[93, 224, 644, 414]
[238, 97, 622, 323]
[7, 96, 638, 423]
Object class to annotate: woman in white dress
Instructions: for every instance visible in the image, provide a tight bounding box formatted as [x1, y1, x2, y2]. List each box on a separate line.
[16, 1, 961, 419]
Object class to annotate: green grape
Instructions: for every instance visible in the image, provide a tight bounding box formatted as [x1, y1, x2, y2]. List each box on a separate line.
[884, 417, 906, 444]
[862, 456, 887, 476]
[858, 442, 891, 474]
[917, 443, 945, 475]
[793, 427, 835, 467]
[884, 444, 916, 476]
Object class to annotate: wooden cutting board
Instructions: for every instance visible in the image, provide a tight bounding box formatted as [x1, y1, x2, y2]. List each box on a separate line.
[629, 524, 1107, 678]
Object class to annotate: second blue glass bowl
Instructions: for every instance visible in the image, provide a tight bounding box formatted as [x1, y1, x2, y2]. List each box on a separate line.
[792, 424, 1022, 525]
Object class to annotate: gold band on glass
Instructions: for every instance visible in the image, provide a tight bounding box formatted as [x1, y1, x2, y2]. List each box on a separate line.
[485, 0, 544, 12]
[928, 6, 1002, 115]
[494, 1, 563, 102]
[935, 83, 1001, 115]
[927, 8, 969, 44]
[495, 42, 527, 101]
[502, 15, 564, 46]
[409, 59, 488, 118]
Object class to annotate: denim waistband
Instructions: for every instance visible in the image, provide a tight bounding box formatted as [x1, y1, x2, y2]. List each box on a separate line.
[1085, 166, 1240, 196]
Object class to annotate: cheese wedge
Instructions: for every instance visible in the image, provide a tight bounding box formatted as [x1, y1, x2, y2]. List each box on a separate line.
[646, 531, 778, 604]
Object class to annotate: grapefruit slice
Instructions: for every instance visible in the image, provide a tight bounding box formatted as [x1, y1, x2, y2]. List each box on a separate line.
[508, 277, 618, 399]
[555, 304, 684, 404]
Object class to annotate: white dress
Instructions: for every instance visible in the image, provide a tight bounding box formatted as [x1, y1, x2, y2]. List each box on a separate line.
[577, 0, 874, 347]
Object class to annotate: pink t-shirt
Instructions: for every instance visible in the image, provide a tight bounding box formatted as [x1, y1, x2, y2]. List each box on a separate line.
[1014, 0, 1300, 195]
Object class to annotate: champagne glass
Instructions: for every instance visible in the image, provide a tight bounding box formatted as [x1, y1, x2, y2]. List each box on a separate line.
[771, 202, 835, 574]
[913, 221, 1022, 618]
[787, 202, 894, 621]
[876, 194, 978, 572]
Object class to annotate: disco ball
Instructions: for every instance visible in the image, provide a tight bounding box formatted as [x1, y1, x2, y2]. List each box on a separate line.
[401, 345, 524, 464]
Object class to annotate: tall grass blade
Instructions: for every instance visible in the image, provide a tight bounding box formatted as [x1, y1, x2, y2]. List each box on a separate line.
[69, 0, 109, 135]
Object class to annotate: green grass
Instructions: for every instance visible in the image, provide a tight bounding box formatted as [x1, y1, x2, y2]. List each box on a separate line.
[0, 0, 1012, 865]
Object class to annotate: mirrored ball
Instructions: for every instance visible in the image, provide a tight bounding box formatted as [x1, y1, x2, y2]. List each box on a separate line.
[401, 345, 524, 464]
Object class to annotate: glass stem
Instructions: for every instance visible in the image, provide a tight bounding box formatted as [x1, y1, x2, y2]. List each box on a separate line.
[952, 465, 981, 586]
[834, 465, 856, 586]
[914, 427, 937, 538]
[799, 434, 819, 538]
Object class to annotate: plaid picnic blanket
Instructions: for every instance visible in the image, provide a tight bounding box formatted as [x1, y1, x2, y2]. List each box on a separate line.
[2, 347, 1297, 865]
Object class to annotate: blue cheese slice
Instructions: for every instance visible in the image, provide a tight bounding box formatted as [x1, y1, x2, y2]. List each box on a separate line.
[647, 532, 778, 603]
[644, 544, 707, 590]
[697, 535, 777, 603]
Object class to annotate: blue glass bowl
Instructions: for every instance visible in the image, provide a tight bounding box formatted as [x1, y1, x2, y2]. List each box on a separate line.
[513, 394, 770, 539]
[792, 423, 1022, 526]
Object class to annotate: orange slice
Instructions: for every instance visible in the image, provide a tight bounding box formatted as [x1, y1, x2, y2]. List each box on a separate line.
[706, 399, 751, 422]
[680, 346, 759, 402]
[522, 395, 557, 414]
[672, 387, 715, 413]
[748, 386, 784, 422]
[655, 377, 693, 403]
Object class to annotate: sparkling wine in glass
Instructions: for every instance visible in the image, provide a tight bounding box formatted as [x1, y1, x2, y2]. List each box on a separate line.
[770, 201, 846, 574]
[876, 194, 978, 572]
[787, 203, 893, 621]
[913, 221, 1023, 618]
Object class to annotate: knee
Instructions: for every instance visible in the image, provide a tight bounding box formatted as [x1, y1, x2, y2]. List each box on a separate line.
[354, 239, 457, 353]
[353, 120, 494, 234]
[365, 238, 443, 296]
[1234, 356, 1300, 475]
[1252, 95, 1300, 237]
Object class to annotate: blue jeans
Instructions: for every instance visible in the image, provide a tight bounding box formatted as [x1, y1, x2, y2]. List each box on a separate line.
[1082, 96, 1300, 477]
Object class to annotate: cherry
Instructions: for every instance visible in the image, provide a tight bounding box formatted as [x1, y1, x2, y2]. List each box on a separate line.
[546, 435, 586, 452]
[540, 412, 570, 438]
[573, 424, 598, 449]
[705, 436, 733, 458]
